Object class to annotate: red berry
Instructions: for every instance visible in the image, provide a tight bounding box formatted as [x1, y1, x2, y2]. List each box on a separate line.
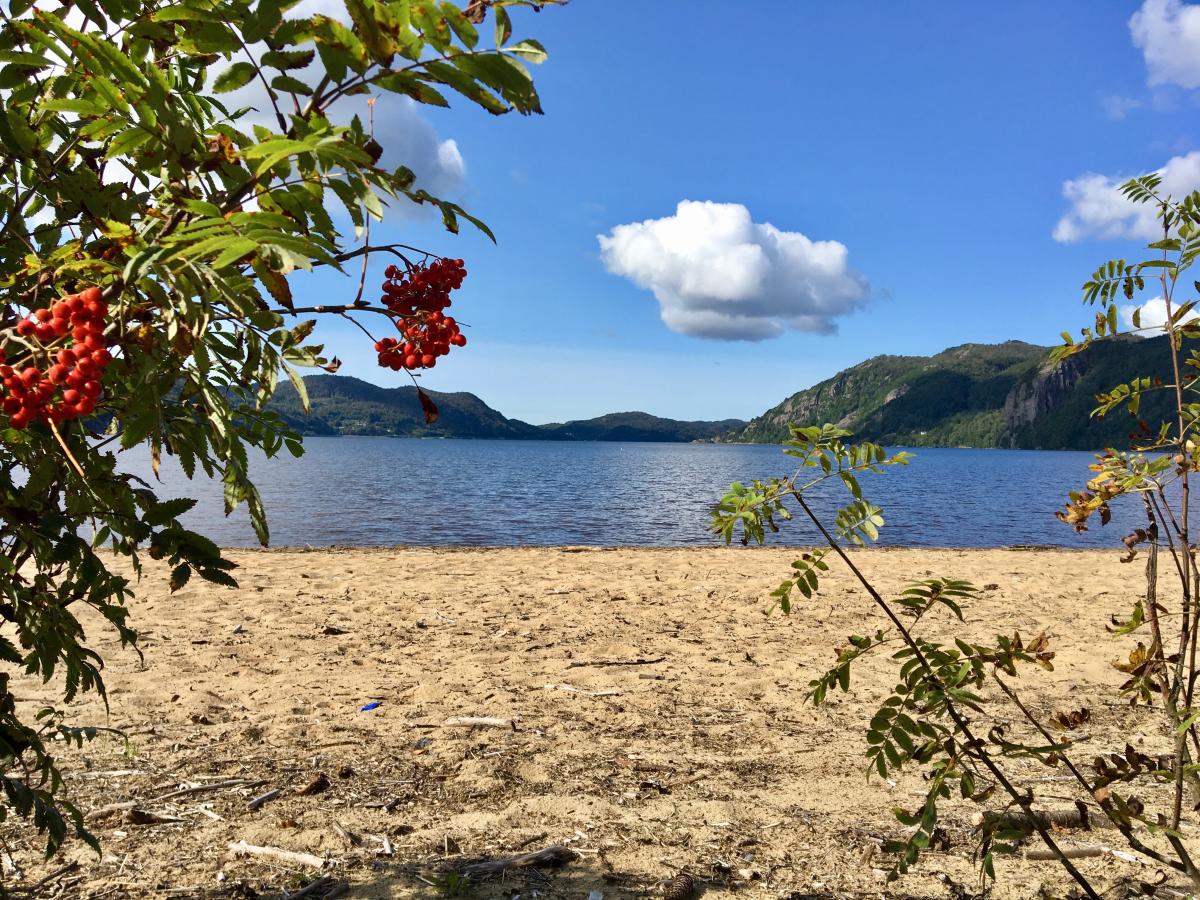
[83, 380, 102, 398]
[91, 348, 112, 367]
[34, 308, 51, 324]
[48, 364, 68, 384]
[421, 354, 435, 368]
[10, 408, 30, 429]
[62, 389, 81, 405]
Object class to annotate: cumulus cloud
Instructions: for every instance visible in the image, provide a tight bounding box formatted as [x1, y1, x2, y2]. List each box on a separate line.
[597, 201, 870, 342]
[1130, 0, 1200, 89]
[1052, 151, 1200, 242]
[1121, 295, 1200, 331]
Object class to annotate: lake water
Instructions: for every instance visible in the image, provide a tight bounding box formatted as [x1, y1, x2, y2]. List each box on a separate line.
[114, 438, 1164, 549]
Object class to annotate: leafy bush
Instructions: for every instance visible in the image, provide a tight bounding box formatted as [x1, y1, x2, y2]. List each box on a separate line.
[715, 181, 1200, 897]
[0, 0, 557, 855]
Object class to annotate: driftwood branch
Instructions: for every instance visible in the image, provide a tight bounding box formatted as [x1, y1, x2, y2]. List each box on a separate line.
[443, 716, 514, 729]
[154, 778, 266, 803]
[247, 788, 282, 811]
[227, 840, 329, 869]
[283, 875, 345, 899]
[973, 804, 1112, 833]
[460, 845, 578, 878]
[1024, 844, 1146, 864]
[544, 683, 621, 697]
[565, 656, 665, 669]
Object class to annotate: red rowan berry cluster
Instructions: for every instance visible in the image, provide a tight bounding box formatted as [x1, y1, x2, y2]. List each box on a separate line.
[380, 258, 465, 317]
[376, 311, 467, 370]
[1, 286, 111, 429]
[375, 259, 469, 371]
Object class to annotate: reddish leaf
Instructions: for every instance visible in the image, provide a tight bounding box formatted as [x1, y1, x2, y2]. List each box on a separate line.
[417, 387, 439, 424]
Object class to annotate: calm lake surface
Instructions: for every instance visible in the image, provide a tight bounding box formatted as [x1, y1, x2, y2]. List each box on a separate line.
[114, 438, 1163, 549]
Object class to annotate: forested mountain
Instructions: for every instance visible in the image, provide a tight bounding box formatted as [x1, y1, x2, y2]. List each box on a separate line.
[716, 336, 1179, 450]
[267, 376, 745, 441]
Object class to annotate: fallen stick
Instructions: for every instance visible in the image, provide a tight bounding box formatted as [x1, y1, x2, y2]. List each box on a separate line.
[283, 875, 341, 899]
[247, 788, 283, 811]
[565, 656, 665, 669]
[544, 683, 621, 697]
[87, 801, 137, 822]
[227, 840, 329, 869]
[10, 861, 79, 896]
[154, 778, 267, 803]
[126, 808, 186, 825]
[972, 805, 1113, 833]
[511, 831, 550, 851]
[461, 845, 578, 878]
[443, 716, 514, 729]
[1024, 844, 1145, 864]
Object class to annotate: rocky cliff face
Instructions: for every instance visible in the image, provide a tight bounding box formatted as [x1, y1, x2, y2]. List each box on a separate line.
[999, 353, 1089, 446]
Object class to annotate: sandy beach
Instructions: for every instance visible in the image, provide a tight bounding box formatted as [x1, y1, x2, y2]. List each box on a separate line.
[0, 547, 1182, 898]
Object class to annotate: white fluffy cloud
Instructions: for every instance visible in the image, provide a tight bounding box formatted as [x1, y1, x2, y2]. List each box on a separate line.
[597, 201, 870, 342]
[1121, 295, 1200, 331]
[1052, 151, 1200, 242]
[1130, 0, 1200, 88]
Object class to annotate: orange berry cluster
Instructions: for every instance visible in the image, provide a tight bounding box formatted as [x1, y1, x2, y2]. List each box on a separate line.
[380, 258, 465, 317]
[2, 286, 111, 429]
[375, 259, 468, 371]
[376, 311, 466, 371]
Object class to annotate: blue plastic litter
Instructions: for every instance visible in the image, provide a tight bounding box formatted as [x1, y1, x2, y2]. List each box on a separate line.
[359, 701, 381, 711]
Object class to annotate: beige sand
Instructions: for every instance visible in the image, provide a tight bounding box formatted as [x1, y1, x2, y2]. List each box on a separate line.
[0, 547, 1187, 898]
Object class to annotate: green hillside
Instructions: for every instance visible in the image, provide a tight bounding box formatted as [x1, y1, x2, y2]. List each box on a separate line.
[269, 375, 542, 438]
[721, 341, 1049, 447]
[539, 411, 745, 442]
[719, 336, 1182, 450]
[267, 375, 744, 441]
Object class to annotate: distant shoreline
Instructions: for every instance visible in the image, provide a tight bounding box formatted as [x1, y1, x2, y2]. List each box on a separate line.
[283, 432, 1117, 452]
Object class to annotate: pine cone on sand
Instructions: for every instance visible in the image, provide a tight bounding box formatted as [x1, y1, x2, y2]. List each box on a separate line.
[664, 873, 695, 900]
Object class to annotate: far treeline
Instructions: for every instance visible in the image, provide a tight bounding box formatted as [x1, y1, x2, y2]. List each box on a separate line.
[275, 336, 1176, 449]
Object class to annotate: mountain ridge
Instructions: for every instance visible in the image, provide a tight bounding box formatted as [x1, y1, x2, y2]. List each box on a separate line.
[267, 375, 744, 442]
[715, 335, 1177, 450]
[267, 336, 1177, 450]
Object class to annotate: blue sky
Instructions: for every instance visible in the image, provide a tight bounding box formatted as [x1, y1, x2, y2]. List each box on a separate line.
[296, 0, 1200, 425]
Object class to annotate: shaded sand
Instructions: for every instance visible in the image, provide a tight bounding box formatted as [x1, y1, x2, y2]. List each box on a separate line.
[0, 547, 1187, 898]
